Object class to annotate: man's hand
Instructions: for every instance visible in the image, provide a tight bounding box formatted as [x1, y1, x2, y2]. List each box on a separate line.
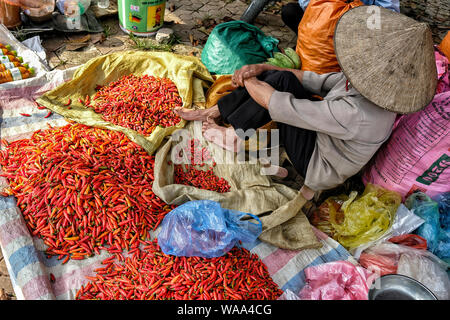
[232, 63, 304, 88]
[232, 64, 270, 88]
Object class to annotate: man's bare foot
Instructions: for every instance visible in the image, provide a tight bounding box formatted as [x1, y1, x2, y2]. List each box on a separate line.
[202, 118, 242, 153]
[174, 105, 220, 121]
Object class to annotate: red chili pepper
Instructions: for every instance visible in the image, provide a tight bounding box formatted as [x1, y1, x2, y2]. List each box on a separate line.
[87, 74, 182, 136]
[44, 111, 52, 118]
[76, 239, 282, 300]
[20, 113, 31, 117]
[172, 139, 230, 192]
[64, 99, 72, 106]
[50, 273, 56, 283]
[34, 101, 47, 110]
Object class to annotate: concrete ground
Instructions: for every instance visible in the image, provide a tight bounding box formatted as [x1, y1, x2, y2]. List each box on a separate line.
[0, 0, 296, 300]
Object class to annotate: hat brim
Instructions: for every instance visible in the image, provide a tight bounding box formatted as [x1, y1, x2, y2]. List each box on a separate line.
[334, 6, 437, 114]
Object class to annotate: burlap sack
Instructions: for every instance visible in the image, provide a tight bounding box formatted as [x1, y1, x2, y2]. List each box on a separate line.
[152, 121, 322, 250]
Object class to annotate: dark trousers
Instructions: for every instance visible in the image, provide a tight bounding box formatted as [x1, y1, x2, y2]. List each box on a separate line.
[217, 70, 317, 177]
[281, 2, 304, 35]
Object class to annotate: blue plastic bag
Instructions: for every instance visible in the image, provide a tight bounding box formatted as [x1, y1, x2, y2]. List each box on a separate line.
[433, 192, 450, 262]
[158, 200, 262, 258]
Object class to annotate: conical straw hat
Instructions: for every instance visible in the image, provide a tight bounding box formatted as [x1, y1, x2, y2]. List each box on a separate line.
[334, 5, 437, 114]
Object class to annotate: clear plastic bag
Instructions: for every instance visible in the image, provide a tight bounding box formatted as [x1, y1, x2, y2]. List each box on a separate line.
[310, 184, 402, 251]
[157, 200, 262, 258]
[434, 192, 450, 232]
[397, 252, 450, 300]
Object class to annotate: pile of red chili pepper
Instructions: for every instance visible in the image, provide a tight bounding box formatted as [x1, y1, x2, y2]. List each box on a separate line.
[88, 74, 182, 136]
[172, 138, 231, 193]
[174, 165, 231, 193]
[0, 123, 174, 262]
[76, 239, 282, 300]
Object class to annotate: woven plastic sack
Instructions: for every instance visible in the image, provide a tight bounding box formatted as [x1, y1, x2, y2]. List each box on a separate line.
[435, 47, 450, 94]
[397, 252, 450, 300]
[296, 0, 363, 74]
[158, 200, 262, 258]
[201, 20, 279, 75]
[310, 184, 401, 251]
[153, 121, 322, 251]
[360, 241, 450, 300]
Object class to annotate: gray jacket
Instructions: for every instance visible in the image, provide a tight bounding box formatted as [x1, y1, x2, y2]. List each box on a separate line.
[268, 71, 397, 191]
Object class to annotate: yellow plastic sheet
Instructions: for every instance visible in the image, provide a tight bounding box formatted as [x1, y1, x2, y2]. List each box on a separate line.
[312, 184, 402, 251]
[36, 50, 214, 155]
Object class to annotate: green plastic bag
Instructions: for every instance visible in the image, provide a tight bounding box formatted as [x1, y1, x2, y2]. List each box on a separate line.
[201, 20, 279, 75]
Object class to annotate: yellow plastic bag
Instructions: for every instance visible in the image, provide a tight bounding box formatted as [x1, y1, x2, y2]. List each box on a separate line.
[311, 184, 402, 250]
[36, 50, 214, 155]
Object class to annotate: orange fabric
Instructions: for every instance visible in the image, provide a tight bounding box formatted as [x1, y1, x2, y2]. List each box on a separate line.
[439, 31, 450, 61]
[1, 0, 20, 6]
[296, 0, 363, 74]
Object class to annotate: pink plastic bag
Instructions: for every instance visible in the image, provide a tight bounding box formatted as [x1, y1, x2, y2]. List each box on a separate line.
[298, 261, 376, 300]
[362, 50, 450, 200]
